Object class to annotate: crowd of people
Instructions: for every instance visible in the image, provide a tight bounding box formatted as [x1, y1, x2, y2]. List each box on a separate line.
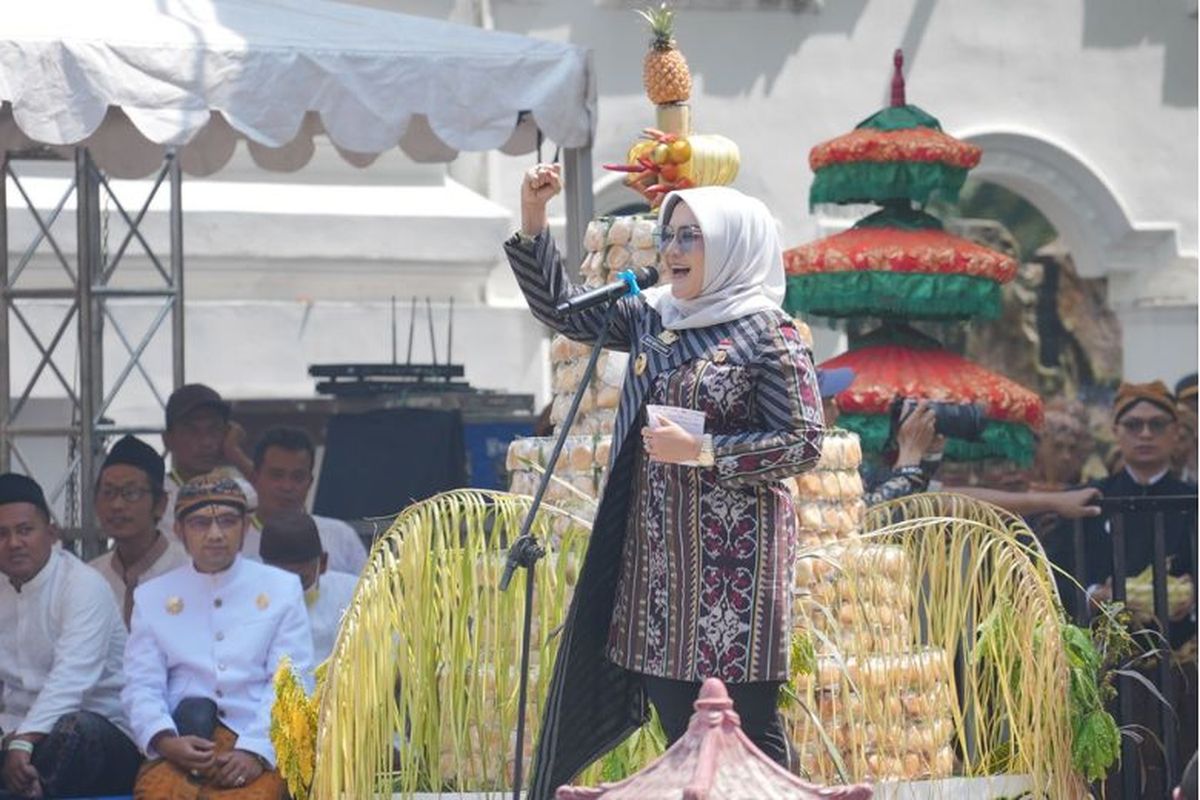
[0, 160, 1195, 798]
[0, 384, 364, 798]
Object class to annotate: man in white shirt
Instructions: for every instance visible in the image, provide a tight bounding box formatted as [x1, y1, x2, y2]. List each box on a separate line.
[89, 435, 189, 628]
[160, 383, 256, 538]
[123, 474, 312, 798]
[0, 473, 140, 798]
[259, 509, 357, 665]
[246, 426, 368, 575]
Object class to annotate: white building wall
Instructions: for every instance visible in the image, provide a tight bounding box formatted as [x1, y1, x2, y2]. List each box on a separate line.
[489, 0, 1198, 380]
[3, 0, 1196, 444]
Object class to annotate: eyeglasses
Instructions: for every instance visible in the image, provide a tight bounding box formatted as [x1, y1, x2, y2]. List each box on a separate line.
[652, 224, 704, 254]
[182, 512, 244, 534]
[1118, 417, 1173, 436]
[97, 486, 152, 503]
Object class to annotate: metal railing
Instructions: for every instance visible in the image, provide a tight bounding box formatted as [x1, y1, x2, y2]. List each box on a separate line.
[1062, 495, 1198, 797]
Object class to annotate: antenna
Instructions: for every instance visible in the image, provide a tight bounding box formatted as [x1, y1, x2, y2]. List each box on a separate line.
[406, 297, 416, 365]
[446, 296, 455, 382]
[391, 295, 397, 364]
[426, 297, 438, 367]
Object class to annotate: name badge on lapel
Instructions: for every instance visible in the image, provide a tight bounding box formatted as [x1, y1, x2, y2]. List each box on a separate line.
[639, 332, 672, 356]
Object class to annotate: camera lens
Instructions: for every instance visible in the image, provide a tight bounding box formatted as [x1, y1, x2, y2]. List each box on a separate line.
[932, 402, 985, 441]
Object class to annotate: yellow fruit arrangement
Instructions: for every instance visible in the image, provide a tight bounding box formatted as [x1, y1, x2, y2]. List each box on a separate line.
[604, 127, 739, 207]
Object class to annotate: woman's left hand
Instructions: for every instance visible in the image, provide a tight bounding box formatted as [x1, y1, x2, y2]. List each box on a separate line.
[642, 416, 701, 464]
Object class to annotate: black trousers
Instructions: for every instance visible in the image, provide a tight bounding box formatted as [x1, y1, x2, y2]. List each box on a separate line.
[642, 675, 791, 768]
[0, 710, 141, 799]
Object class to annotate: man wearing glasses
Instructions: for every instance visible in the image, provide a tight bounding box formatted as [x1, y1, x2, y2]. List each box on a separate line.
[1083, 380, 1196, 612]
[122, 475, 311, 798]
[89, 436, 189, 628]
[1077, 381, 1196, 799]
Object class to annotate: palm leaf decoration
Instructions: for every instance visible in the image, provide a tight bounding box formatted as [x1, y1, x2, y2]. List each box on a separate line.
[275, 488, 1093, 797]
[309, 490, 591, 798]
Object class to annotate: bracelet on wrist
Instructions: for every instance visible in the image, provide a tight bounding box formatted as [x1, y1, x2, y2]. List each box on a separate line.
[5, 739, 34, 754]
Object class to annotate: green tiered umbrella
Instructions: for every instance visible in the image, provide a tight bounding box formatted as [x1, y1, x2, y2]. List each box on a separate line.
[809, 51, 981, 208]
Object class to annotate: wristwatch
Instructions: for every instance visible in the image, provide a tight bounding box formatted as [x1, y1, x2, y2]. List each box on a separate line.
[683, 434, 715, 468]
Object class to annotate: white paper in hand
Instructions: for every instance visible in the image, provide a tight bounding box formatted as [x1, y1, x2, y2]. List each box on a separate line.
[646, 404, 706, 436]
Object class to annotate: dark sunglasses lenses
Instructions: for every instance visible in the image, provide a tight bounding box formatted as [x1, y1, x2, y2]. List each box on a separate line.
[1120, 418, 1171, 435]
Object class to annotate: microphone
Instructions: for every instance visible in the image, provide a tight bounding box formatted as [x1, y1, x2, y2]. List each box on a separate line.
[555, 267, 659, 317]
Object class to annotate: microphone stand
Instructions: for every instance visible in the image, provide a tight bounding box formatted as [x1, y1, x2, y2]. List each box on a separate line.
[500, 298, 622, 800]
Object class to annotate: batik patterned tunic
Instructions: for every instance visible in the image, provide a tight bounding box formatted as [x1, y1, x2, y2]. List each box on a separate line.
[503, 231, 823, 797]
[607, 318, 822, 683]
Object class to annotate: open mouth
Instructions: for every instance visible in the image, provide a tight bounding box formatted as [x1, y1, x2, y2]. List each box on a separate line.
[669, 265, 692, 279]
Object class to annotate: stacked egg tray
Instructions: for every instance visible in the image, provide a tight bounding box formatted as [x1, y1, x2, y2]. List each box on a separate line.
[506, 434, 613, 521]
[793, 543, 914, 655]
[790, 430, 865, 547]
[581, 214, 661, 284]
[791, 648, 957, 782]
[787, 429, 956, 783]
[548, 335, 623, 436]
[547, 215, 664, 436]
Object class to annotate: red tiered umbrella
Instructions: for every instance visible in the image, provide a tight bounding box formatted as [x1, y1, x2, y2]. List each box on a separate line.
[784, 207, 1017, 320]
[820, 328, 1043, 464]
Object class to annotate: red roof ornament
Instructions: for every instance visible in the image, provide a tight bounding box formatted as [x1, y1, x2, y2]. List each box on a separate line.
[806, 50, 980, 208]
[555, 678, 873, 800]
[890, 49, 905, 108]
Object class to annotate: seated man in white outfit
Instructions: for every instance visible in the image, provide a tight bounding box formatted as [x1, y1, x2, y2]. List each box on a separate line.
[89, 435, 189, 628]
[0, 472, 139, 798]
[259, 510, 357, 665]
[246, 427, 368, 575]
[123, 474, 312, 799]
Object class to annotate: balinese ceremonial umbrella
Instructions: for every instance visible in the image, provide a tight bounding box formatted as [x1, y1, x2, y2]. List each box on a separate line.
[823, 327, 1044, 464]
[808, 51, 981, 209]
[784, 205, 1017, 320]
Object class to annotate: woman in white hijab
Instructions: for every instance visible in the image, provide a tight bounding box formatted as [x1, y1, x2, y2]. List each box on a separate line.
[505, 165, 826, 796]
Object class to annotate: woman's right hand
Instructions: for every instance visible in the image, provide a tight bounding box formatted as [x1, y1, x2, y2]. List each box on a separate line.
[520, 163, 562, 237]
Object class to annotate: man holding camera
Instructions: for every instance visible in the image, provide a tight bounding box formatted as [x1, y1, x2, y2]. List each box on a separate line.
[819, 368, 945, 505]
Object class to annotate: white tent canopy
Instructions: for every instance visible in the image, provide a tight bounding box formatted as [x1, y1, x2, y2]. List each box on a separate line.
[0, 0, 595, 178]
[0, 0, 596, 541]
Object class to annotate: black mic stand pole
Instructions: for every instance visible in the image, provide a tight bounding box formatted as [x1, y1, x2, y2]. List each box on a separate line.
[500, 298, 622, 800]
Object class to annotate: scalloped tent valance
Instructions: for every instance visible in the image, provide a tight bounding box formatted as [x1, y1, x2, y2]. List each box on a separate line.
[0, 0, 595, 178]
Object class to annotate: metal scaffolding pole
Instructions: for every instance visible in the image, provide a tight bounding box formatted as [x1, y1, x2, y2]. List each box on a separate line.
[1, 147, 183, 553]
[75, 149, 102, 558]
[0, 153, 9, 471]
[169, 152, 185, 389]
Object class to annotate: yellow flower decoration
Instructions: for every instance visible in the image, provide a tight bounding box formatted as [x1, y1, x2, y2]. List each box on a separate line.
[270, 655, 318, 799]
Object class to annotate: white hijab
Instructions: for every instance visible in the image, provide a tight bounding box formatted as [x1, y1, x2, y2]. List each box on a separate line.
[643, 186, 786, 331]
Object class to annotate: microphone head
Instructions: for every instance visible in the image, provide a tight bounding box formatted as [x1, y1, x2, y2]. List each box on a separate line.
[635, 266, 659, 289]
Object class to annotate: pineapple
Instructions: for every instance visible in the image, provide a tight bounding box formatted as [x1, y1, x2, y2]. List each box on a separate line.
[637, 4, 692, 106]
